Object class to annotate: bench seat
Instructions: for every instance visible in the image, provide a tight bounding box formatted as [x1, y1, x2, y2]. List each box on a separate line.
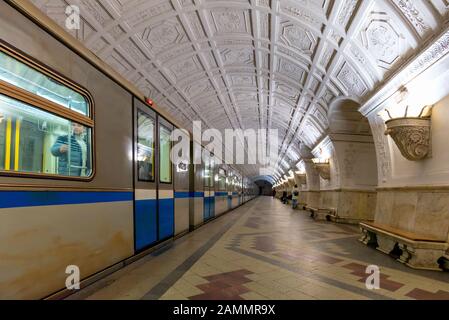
[359, 222, 448, 271]
[361, 222, 443, 242]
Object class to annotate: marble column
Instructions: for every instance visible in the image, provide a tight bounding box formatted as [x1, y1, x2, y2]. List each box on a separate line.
[311, 134, 378, 223]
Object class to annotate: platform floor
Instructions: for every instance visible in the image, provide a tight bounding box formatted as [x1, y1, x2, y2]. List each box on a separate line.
[67, 197, 449, 300]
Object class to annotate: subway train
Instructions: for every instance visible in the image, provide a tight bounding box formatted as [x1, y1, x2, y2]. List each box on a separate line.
[0, 2, 258, 299]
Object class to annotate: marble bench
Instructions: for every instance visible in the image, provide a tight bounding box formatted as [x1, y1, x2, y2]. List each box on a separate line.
[359, 222, 449, 271]
[305, 206, 336, 221]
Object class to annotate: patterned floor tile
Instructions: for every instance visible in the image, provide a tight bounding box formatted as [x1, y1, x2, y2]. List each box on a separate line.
[67, 197, 449, 300]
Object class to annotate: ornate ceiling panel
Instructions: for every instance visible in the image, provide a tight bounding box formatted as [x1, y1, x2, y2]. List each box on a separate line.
[31, 0, 448, 177]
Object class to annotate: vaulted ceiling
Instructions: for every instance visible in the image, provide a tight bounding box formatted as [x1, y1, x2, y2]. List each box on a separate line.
[31, 0, 448, 178]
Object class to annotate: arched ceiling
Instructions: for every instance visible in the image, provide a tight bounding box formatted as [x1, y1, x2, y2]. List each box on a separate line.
[31, 0, 448, 179]
[251, 175, 276, 184]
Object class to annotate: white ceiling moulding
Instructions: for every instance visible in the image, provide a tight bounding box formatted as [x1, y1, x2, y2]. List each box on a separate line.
[24, 0, 449, 178]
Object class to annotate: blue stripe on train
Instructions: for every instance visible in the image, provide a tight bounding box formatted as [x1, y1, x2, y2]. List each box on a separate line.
[174, 192, 190, 199]
[215, 191, 228, 196]
[0, 191, 132, 209]
[135, 199, 157, 251]
[159, 198, 174, 240]
[175, 192, 206, 198]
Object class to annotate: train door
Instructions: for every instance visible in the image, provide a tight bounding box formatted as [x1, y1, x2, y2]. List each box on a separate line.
[227, 171, 232, 211]
[237, 176, 242, 206]
[192, 148, 204, 229]
[226, 168, 232, 210]
[173, 129, 190, 236]
[203, 152, 215, 221]
[158, 116, 175, 240]
[230, 172, 236, 209]
[134, 99, 158, 251]
[215, 166, 227, 216]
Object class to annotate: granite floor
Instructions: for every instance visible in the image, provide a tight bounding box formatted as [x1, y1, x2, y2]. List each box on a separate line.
[67, 197, 449, 300]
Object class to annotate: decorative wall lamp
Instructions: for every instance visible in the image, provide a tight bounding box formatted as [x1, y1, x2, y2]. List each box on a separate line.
[312, 158, 330, 180]
[380, 87, 433, 161]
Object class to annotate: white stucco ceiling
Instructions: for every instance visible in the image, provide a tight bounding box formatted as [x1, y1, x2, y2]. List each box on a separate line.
[30, 0, 448, 178]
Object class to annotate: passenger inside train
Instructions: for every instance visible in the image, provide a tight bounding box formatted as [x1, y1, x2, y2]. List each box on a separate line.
[137, 110, 154, 181]
[51, 122, 90, 177]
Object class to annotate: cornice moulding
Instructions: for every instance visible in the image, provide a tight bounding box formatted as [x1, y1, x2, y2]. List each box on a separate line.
[328, 133, 374, 143]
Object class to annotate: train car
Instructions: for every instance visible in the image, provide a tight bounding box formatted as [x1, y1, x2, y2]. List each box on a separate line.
[0, 1, 258, 300]
[0, 4, 135, 299]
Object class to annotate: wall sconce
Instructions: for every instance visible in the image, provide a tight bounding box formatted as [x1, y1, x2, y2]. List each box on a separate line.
[379, 88, 432, 161]
[312, 158, 330, 180]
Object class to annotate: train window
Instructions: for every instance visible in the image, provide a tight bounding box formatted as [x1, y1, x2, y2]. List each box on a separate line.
[0, 51, 89, 116]
[0, 94, 92, 177]
[0, 45, 94, 179]
[204, 156, 214, 187]
[159, 124, 172, 183]
[218, 168, 226, 191]
[204, 167, 211, 187]
[204, 166, 211, 187]
[137, 111, 155, 182]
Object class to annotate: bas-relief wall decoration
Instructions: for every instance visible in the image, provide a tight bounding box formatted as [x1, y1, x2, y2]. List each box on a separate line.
[335, 139, 378, 189]
[31, 0, 449, 178]
[385, 117, 431, 161]
[368, 114, 392, 184]
[343, 143, 358, 179]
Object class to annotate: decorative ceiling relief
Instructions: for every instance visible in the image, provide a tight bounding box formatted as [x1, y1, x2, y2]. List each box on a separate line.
[392, 0, 432, 38]
[279, 1, 325, 31]
[211, 9, 251, 35]
[219, 47, 254, 66]
[31, 0, 446, 178]
[278, 58, 306, 82]
[336, 62, 367, 97]
[337, 0, 359, 31]
[141, 20, 187, 54]
[169, 55, 202, 80]
[360, 12, 406, 70]
[279, 22, 317, 56]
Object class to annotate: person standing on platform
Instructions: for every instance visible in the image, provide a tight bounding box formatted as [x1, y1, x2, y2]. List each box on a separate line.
[292, 185, 300, 209]
[281, 190, 287, 204]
